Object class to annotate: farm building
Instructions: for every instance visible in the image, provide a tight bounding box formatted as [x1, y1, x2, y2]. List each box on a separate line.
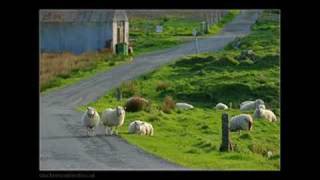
[40, 10, 129, 54]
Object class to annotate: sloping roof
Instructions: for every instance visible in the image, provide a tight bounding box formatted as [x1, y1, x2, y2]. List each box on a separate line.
[113, 10, 128, 21]
[40, 10, 128, 22]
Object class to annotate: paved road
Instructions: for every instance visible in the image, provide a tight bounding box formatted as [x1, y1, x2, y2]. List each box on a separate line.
[40, 10, 260, 170]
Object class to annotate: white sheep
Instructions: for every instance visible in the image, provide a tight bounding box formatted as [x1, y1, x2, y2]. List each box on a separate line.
[253, 104, 277, 122]
[215, 103, 228, 110]
[101, 106, 126, 135]
[82, 107, 101, 136]
[176, 103, 194, 110]
[230, 114, 253, 134]
[240, 99, 265, 111]
[143, 122, 154, 136]
[128, 120, 154, 136]
[128, 120, 143, 134]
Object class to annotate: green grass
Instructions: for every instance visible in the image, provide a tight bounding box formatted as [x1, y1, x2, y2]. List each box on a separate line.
[130, 10, 240, 55]
[79, 10, 280, 170]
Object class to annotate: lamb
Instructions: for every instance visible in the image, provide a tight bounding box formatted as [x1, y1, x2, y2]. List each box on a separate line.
[215, 103, 228, 110]
[253, 104, 277, 122]
[101, 106, 126, 135]
[128, 120, 153, 136]
[176, 103, 194, 110]
[230, 114, 253, 134]
[240, 99, 265, 111]
[82, 107, 101, 136]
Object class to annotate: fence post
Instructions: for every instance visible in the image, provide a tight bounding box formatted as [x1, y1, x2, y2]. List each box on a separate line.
[116, 87, 122, 101]
[219, 112, 234, 152]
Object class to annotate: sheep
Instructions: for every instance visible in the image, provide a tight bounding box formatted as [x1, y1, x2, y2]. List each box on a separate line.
[176, 103, 194, 110]
[82, 107, 101, 136]
[128, 120, 154, 136]
[101, 106, 126, 135]
[143, 122, 154, 136]
[230, 114, 253, 134]
[253, 104, 277, 122]
[215, 103, 228, 110]
[128, 120, 143, 134]
[240, 99, 265, 111]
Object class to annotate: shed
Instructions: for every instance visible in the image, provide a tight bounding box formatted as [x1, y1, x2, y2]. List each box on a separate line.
[40, 10, 129, 54]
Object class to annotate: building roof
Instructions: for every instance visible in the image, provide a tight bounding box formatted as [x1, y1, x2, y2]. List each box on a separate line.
[40, 10, 128, 22]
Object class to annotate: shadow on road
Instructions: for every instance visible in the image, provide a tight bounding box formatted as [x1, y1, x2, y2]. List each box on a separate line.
[41, 134, 130, 140]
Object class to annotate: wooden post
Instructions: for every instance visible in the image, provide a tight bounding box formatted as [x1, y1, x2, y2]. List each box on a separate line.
[219, 112, 234, 152]
[116, 87, 122, 101]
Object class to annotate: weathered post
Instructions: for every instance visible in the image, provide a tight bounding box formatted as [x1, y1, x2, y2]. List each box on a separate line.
[192, 29, 199, 54]
[219, 112, 234, 152]
[116, 87, 122, 101]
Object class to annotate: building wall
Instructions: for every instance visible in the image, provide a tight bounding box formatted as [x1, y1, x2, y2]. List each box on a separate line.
[112, 21, 117, 54]
[40, 22, 113, 54]
[124, 21, 129, 44]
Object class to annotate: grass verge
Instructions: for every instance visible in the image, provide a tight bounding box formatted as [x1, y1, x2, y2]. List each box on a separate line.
[79, 10, 280, 170]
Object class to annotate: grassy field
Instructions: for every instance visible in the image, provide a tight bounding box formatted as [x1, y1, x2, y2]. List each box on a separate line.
[129, 10, 240, 55]
[40, 51, 133, 93]
[40, 10, 239, 94]
[79, 10, 280, 170]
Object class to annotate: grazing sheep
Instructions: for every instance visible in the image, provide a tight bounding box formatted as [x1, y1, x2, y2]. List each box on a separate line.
[176, 103, 194, 110]
[240, 99, 265, 111]
[128, 120, 154, 136]
[128, 120, 143, 134]
[101, 106, 126, 135]
[215, 103, 228, 110]
[230, 114, 253, 134]
[82, 107, 101, 136]
[253, 105, 277, 122]
[143, 122, 154, 136]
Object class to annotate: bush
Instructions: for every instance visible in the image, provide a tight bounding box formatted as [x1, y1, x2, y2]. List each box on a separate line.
[156, 81, 171, 92]
[215, 55, 239, 66]
[162, 96, 176, 113]
[237, 50, 256, 61]
[124, 96, 149, 112]
[120, 81, 140, 98]
[162, 16, 169, 22]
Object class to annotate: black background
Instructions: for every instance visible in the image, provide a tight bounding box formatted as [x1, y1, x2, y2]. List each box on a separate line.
[4, 0, 309, 178]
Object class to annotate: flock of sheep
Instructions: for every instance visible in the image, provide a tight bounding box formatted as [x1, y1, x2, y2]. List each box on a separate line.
[215, 99, 278, 133]
[82, 97, 278, 137]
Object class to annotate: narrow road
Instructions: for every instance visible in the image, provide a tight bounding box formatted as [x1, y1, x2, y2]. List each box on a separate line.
[40, 10, 260, 170]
